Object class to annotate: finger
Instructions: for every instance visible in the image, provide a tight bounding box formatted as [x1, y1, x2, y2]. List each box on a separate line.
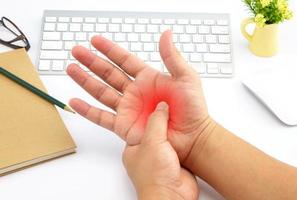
[72, 46, 132, 93]
[91, 35, 146, 77]
[69, 98, 116, 131]
[142, 102, 169, 145]
[159, 30, 191, 78]
[67, 64, 121, 110]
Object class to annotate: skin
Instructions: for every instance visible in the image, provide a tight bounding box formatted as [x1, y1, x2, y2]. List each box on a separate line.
[123, 102, 199, 200]
[67, 30, 210, 162]
[67, 30, 297, 199]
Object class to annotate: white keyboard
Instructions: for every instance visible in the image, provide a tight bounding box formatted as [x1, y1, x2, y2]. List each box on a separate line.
[37, 10, 234, 77]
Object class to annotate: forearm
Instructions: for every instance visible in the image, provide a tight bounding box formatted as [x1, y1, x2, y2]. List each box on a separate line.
[184, 121, 297, 200]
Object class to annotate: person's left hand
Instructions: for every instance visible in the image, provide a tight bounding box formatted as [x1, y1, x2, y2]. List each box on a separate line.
[123, 101, 199, 200]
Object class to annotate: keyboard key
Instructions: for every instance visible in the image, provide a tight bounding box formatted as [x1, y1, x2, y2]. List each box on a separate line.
[217, 19, 228, 25]
[190, 53, 202, 62]
[64, 41, 77, 50]
[114, 33, 126, 42]
[172, 25, 184, 33]
[43, 32, 61, 40]
[209, 44, 231, 53]
[57, 23, 68, 31]
[182, 44, 195, 52]
[130, 43, 142, 51]
[153, 34, 161, 42]
[220, 64, 233, 74]
[207, 63, 219, 74]
[147, 25, 158, 33]
[191, 63, 206, 74]
[172, 34, 178, 42]
[143, 43, 155, 52]
[140, 34, 152, 42]
[122, 24, 133, 32]
[72, 17, 83, 23]
[164, 19, 175, 24]
[177, 19, 189, 24]
[45, 17, 57, 22]
[101, 33, 113, 40]
[205, 35, 217, 43]
[179, 34, 191, 43]
[69, 23, 81, 31]
[59, 17, 70, 22]
[134, 24, 146, 33]
[185, 25, 197, 34]
[83, 23, 94, 32]
[39, 60, 51, 70]
[196, 44, 208, 52]
[44, 23, 56, 31]
[75, 32, 87, 41]
[203, 53, 231, 63]
[204, 19, 215, 25]
[138, 18, 149, 24]
[151, 18, 162, 24]
[127, 33, 138, 42]
[98, 17, 109, 23]
[212, 26, 229, 34]
[190, 19, 202, 25]
[125, 18, 136, 23]
[109, 24, 120, 32]
[85, 17, 96, 23]
[52, 60, 65, 71]
[112, 18, 123, 23]
[88, 32, 98, 41]
[40, 50, 68, 60]
[63, 32, 74, 41]
[199, 26, 210, 34]
[150, 52, 161, 61]
[160, 25, 171, 32]
[218, 35, 230, 44]
[96, 24, 107, 32]
[192, 35, 204, 43]
[41, 41, 63, 50]
[78, 41, 90, 49]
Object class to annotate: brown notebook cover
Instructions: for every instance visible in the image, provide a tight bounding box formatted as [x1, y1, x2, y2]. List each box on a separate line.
[0, 49, 76, 175]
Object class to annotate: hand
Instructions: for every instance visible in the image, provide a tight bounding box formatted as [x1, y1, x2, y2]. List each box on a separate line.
[67, 30, 213, 162]
[123, 102, 199, 200]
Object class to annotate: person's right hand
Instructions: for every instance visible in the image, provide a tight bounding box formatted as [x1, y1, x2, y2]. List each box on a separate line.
[67, 30, 215, 163]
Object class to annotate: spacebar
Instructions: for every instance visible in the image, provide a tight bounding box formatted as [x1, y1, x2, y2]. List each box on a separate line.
[40, 50, 68, 60]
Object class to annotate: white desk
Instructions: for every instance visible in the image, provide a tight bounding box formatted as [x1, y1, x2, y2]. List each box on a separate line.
[1, 1, 296, 199]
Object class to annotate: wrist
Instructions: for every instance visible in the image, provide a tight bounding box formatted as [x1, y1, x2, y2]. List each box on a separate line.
[183, 117, 219, 173]
[138, 185, 185, 200]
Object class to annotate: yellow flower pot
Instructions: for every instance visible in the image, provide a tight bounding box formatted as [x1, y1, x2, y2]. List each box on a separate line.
[241, 18, 279, 57]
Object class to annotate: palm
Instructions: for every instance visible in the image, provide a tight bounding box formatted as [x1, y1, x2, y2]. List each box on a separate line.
[68, 30, 209, 160]
[116, 67, 207, 159]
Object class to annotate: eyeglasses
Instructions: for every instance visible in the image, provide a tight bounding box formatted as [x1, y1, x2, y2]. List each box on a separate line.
[0, 17, 30, 51]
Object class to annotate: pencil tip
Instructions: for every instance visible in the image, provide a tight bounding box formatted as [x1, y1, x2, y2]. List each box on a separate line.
[64, 105, 76, 114]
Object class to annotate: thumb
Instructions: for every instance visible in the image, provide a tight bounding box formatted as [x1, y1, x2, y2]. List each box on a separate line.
[141, 102, 169, 145]
[159, 30, 190, 78]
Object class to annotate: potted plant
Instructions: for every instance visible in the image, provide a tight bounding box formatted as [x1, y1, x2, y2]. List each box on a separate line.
[241, 0, 293, 56]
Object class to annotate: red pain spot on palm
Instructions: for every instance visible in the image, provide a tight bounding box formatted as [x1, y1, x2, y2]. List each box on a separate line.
[135, 82, 186, 130]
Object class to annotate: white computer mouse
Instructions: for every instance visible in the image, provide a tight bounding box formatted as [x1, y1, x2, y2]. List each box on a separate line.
[242, 66, 297, 126]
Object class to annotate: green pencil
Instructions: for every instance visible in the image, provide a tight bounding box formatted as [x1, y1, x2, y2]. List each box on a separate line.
[0, 66, 75, 114]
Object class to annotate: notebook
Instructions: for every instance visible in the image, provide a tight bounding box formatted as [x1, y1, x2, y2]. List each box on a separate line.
[0, 49, 76, 175]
